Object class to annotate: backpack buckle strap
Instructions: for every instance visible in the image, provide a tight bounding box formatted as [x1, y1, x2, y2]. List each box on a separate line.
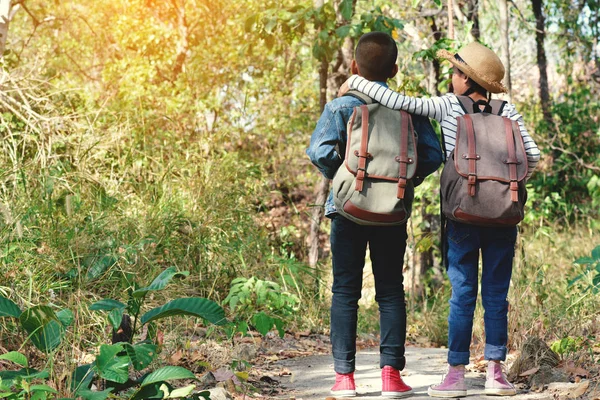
[467, 174, 477, 196]
[355, 168, 366, 191]
[355, 105, 370, 192]
[397, 179, 407, 199]
[504, 118, 520, 203]
[510, 181, 519, 202]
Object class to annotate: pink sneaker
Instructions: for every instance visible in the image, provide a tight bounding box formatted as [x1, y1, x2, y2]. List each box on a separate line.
[381, 365, 413, 398]
[331, 372, 356, 397]
[427, 365, 467, 398]
[485, 361, 516, 396]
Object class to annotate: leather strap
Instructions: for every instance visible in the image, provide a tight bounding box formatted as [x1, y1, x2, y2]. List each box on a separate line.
[355, 105, 370, 192]
[462, 114, 478, 197]
[396, 111, 410, 199]
[504, 118, 519, 202]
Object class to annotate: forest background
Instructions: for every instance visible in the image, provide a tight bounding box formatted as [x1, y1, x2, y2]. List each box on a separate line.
[0, 0, 598, 399]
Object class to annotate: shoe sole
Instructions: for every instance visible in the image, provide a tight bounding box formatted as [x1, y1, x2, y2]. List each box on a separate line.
[330, 389, 356, 397]
[485, 388, 517, 396]
[427, 387, 467, 398]
[382, 389, 413, 398]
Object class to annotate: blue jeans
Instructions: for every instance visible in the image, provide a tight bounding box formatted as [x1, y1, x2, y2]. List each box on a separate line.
[330, 214, 408, 374]
[445, 220, 517, 366]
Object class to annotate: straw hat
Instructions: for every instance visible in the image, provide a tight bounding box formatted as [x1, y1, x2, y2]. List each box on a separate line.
[437, 42, 507, 93]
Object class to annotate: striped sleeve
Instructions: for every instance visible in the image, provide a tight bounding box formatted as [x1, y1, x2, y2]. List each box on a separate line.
[348, 75, 451, 122]
[503, 103, 540, 179]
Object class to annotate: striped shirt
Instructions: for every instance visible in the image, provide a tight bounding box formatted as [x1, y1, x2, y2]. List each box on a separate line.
[348, 75, 540, 179]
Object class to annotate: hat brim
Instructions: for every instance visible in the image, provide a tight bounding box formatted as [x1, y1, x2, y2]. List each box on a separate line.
[437, 49, 507, 94]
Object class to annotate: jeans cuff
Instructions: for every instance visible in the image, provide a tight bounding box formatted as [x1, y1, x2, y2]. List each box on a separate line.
[484, 344, 507, 361]
[448, 350, 470, 366]
[380, 356, 406, 371]
[334, 358, 355, 374]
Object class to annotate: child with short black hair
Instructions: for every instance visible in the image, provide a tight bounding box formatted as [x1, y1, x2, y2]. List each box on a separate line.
[307, 31, 443, 398]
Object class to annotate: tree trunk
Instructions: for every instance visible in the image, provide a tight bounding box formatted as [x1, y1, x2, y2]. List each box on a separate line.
[447, 0, 455, 39]
[498, 0, 512, 100]
[0, 0, 12, 55]
[531, 0, 553, 130]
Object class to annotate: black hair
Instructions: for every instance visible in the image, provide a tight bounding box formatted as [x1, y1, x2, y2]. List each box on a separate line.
[355, 32, 398, 81]
[454, 54, 488, 98]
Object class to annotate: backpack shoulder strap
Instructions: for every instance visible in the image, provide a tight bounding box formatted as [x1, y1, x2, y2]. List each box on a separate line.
[488, 99, 507, 116]
[343, 90, 375, 105]
[455, 95, 472, 114]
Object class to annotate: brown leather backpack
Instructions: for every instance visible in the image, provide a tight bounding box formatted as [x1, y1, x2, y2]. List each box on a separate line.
[440, 96, 528, 226]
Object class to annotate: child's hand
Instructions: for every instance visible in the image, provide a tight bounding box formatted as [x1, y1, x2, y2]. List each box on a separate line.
[337, 79, 350, 97]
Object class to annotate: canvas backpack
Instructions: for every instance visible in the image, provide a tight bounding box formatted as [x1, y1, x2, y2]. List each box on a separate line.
[440, 96, 529, 226]
[332, 91, 418, 226]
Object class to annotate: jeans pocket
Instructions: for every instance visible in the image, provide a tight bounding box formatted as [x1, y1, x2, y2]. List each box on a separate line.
[447, 220, 470, 245]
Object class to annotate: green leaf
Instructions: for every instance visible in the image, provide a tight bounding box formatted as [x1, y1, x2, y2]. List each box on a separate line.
[140, 297, 227, 326]
[19, 306, 65, 352]
[89, 299, 126, 311]
[108, 309, 124, 331]
[123, 343, 157, 371]
[167, 384, 195, 398]
[94, 344, 124, 370]
[133, 267, 189, 298]
[252, 312, 274, 336]
[29, 385, 58, 393]
[141, 366, 196, 387]
[71, 364, 94, 392]
[0, 368, 48, 380]
[56, 309, 74, 328]
[75, 388, 113, 400]
[592, 245, 600, 261]
[130, 383, 167, 400]
[335, 25, 352, 38]
[574, 257, 595, 265]
[84, 254, 117, 281]
[339, 0, 353, 21]
[0, 296, 21, 318]
[0, 351, 27, 367]
[96, 355, 130, 384]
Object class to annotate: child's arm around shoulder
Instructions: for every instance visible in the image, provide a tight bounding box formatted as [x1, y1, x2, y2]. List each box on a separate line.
[347, 75, 454, 122]
[503, 103, 541, 179]
[306, 98, 357, 180]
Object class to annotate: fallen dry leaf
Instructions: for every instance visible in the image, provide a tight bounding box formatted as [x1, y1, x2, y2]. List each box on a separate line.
[519, 367, 540, 377]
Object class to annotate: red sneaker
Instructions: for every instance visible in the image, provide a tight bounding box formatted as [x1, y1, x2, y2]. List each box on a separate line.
[331, 372, 356, 397]
[382, 365, 413, 398]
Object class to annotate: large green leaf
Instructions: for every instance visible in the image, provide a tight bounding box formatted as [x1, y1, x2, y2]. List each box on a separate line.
[0, 368, 48, 380]
[75, 388, 113, 400]
[140, 297, 227, 326]
[130, 382, 167, 400]
[123, 343, 157, 371]
[89, 299, 126, 311]
[140, 366, 196, 387]
[96, 355, 130, 384]
[71, 364, 94, 392]
[19, 306, 65, 352]
[56, 309, 74, 328]
[252, 312, 273, 336]
[0, 296, 21, 318]
[0, 351, 27, 367]
[132, 267, 189, 298]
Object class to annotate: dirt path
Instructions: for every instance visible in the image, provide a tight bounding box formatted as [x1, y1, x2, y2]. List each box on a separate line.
[274, 346, 554, 400]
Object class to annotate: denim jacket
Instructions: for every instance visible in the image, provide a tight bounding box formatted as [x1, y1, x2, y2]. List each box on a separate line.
[307, 82, 443, 217]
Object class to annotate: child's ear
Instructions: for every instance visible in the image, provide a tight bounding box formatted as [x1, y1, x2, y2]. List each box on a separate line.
[351, 59, 359, 75]
[389, 64, 398, 79]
